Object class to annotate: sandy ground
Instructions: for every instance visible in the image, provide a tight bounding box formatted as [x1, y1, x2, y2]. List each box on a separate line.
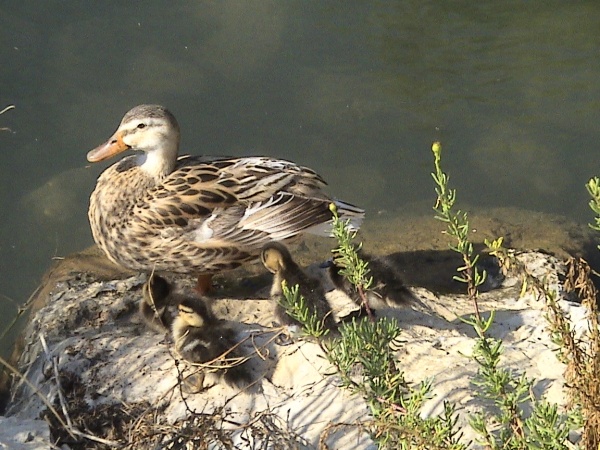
[1, 206, 597, 449]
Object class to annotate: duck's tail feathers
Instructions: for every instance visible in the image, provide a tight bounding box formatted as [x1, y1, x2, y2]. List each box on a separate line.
[304, 199, 365, 236]
[333, 199, 365, 230]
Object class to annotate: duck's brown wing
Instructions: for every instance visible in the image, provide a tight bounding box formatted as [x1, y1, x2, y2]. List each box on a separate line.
[131, 155, 332, 232]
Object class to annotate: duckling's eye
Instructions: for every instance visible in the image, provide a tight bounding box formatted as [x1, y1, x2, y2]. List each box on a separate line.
[137, 123, 146, 129]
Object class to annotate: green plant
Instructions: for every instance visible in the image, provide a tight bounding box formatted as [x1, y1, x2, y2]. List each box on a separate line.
[279, 281, 329, 338]
[432, 142, 580, 449]
[277, 199, 465, 448]
[431, 141, 487, 318]
[325, 317, 465, 449]
[326, 317, 404, 403]
[267, 143, 591, 449]
[325, 200, 465, 449]
[329, 203, 375, 320]
[477, 177, 600, 449]
[586, 177, 600, 238]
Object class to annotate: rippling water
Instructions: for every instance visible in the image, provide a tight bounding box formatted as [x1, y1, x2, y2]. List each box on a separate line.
[1, 1, 599, 354]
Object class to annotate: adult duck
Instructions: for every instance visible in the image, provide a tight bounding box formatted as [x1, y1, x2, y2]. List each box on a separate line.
[87, 104, 363, 292]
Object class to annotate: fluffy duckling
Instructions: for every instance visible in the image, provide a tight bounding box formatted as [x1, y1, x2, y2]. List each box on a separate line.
[140, 274, 178, 332]
[328, 251, 414, 313]
[261, 242, 337, 333]
[171, 295, 252, 389]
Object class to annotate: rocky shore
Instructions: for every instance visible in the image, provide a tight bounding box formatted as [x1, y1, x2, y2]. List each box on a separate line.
[1, 207, 597, 449]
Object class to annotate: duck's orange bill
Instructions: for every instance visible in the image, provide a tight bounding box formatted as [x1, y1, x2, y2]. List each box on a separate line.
[87, 131, 129, 162]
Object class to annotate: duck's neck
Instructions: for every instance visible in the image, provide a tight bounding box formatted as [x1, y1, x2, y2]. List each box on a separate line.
[138, 140, 178, 179]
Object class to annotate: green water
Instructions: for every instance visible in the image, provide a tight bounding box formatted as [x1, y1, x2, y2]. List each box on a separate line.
[1, 1, 599, 354]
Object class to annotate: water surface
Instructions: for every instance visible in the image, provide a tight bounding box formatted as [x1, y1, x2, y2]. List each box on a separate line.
[1, 1, 599, 353]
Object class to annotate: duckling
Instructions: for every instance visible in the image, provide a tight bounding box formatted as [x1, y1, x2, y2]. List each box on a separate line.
[171, 295, 252, 389]
[261, 242, 337, 333]
[139, 274, 178, 332]
[328, 251, 414, 314]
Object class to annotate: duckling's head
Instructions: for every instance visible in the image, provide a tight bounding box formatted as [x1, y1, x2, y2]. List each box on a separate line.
[260, 242, 294, 274]
[87, 104, 180, 176]
[142, 274, 171, 307]
[177, 297, 212, 328]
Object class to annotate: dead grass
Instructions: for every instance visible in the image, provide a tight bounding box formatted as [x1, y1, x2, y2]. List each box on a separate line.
[562, 258, 600, 449]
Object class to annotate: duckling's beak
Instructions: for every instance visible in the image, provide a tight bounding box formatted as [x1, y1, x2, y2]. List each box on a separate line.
[87, 130, 130, 162]
[320, 258, 335, 269]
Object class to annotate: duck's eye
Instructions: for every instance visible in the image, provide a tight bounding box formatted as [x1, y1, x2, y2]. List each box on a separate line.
[137, 123, 146, 129]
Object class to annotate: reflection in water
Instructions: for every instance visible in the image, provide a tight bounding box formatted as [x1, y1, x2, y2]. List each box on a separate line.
[20, 167, 95, 229]
[1, 1, 599, 356]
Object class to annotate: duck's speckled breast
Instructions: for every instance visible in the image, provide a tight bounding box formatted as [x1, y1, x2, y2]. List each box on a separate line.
[88, 156, 255, 274]
[89, 156, 159, 269]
